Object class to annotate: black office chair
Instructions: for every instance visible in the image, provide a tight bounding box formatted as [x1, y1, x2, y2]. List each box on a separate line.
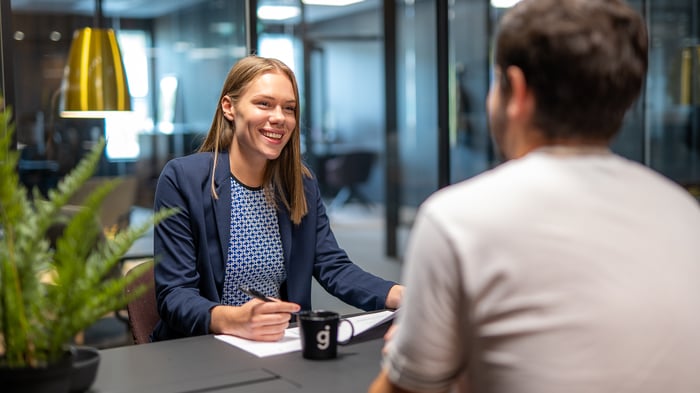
[324, 151, 376, 211]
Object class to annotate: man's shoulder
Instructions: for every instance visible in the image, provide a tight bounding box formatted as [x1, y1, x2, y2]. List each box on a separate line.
[418, 158, 546, 229]
[428, 160, 524, 203]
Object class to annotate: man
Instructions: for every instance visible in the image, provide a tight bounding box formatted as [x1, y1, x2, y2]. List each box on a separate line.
[369, 0, 700, 392]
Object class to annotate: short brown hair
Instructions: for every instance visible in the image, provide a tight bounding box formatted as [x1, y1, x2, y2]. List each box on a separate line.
[495, 0, 648, 141]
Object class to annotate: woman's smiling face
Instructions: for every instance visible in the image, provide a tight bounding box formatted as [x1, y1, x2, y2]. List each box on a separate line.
[225, 71, 297, 164]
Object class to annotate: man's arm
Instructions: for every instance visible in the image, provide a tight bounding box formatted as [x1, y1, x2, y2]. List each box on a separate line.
[369, 370, 465, 393]
[368, 370, 423, 393]
[369, 207, 464, 393]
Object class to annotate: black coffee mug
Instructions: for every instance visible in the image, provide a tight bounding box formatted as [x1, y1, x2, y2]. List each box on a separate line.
[297, 310, 354, 360]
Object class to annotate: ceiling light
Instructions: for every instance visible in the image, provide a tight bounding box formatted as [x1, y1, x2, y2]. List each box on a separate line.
[301, 0, 365, 5]
[490, 0, 521, 8]
[59, 0, 131, 118]
[257, 5, 301, 21]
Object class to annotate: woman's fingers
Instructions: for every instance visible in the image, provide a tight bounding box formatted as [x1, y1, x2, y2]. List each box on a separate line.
[240, 300, 301, 340]
[254, 299, 301, 315]
[246, 320, 291, 341]
[248, 307, 292, 327]
[211, 300, 302, 341]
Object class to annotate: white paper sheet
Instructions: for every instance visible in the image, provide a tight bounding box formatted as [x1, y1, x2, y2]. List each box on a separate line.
[215, 327, 302, 357]
[214, 310, 395, 358]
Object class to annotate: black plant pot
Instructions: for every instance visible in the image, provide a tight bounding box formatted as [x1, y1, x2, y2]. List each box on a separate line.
[0, 346, 100, 393]
[0, 352, 73, 393]
[69, 346, 101, 393]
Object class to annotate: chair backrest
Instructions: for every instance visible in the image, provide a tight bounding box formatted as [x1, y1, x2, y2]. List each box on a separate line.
[124, 260, 159, 345]
[68, 176, 138, 232]
[325, 151, 376, 187]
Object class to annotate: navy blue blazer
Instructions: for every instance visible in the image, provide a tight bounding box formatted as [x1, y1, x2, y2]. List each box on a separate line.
[151, 151, 396, 341]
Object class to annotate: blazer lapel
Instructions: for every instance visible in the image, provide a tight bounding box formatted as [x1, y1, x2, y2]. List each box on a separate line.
[277, 207, 293, 302]
[212, 152, 231, 262]
[278, 209, 292, 272]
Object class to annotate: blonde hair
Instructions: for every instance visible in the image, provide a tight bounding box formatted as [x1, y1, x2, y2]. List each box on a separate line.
[198, 55, 311, 224]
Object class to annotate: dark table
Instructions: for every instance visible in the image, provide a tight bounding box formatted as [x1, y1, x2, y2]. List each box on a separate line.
[90, 330, 385, 392]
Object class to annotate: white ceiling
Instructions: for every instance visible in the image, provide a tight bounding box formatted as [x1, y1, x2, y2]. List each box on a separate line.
[10, 0, 380, 21]
[11, 0, 206, 18]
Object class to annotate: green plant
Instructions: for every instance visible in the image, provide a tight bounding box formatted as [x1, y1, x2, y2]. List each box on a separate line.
[0, 107, 175, 368]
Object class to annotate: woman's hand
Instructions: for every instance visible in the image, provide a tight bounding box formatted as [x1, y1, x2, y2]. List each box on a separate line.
[210, 299, 301, 341]
[384, 284, 404, 309]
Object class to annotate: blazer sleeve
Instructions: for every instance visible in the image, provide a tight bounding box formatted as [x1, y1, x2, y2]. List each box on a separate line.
[307, 176, 397, 311]
[153, 157, 221, 338]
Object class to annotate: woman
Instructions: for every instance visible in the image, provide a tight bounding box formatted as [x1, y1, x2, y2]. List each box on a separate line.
[152, 55, 403, 342]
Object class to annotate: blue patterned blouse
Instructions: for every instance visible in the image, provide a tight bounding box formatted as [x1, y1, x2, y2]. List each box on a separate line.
[221, 176, 286, 305]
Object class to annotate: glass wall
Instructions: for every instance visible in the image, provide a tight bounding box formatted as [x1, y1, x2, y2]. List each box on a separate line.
[445, 0, 700, 203]
[7, 0, 248, 205]
[300, 2, 385, 203]
[449, 0, 492, 183]
[395, 0, 438, 207]
[3, 0, 699, 261]
[450, 0, 700, 191]
[645, 0, 700, 196]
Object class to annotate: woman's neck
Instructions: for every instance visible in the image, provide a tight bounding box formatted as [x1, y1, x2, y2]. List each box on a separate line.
[229, 147, 266, 188]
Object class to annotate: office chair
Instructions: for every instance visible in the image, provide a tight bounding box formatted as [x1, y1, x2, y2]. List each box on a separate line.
[324, 151, 376, 211]
[124, 260, 159, 345]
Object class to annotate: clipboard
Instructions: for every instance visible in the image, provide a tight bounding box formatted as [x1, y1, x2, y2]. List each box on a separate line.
[340, 310, 395, 345]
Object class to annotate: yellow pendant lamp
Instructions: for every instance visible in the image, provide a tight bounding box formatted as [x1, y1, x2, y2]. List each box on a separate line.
[59, 0, 131, 118]
[679, 45, 700, 106]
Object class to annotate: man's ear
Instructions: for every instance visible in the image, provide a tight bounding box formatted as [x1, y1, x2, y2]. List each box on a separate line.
[505, 66, 534, 121]
[222, 96, 235, 121]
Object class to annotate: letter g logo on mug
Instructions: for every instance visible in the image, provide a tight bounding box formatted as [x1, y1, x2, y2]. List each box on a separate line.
[298, 310, 354, 360]
[316, 325, 331, 350]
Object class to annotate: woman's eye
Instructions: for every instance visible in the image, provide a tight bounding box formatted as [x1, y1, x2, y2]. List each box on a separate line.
[284, 106, 296, 113]
[257, 101, 271, 108]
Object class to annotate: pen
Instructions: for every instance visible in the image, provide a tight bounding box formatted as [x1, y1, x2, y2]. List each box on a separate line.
[239, 286, 275, 302]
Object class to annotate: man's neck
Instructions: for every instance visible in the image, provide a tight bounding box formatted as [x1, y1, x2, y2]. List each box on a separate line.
[533, 144, 612, 156]
[512, 131, 610, 159]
